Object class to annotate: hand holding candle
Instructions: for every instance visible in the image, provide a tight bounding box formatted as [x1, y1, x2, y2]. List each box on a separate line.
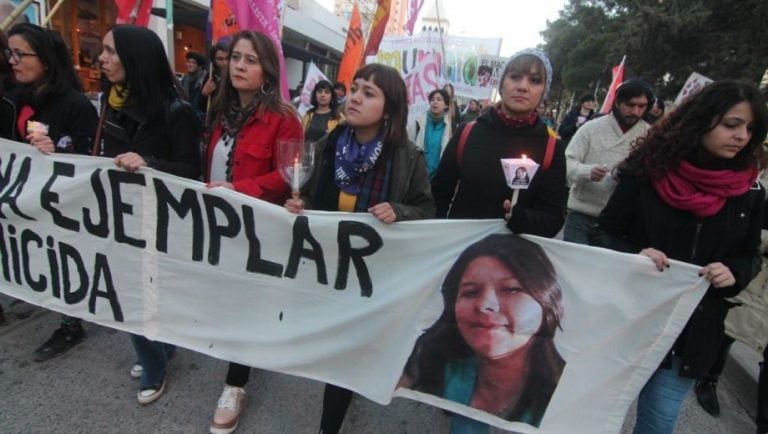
[500, 154, 540, 216]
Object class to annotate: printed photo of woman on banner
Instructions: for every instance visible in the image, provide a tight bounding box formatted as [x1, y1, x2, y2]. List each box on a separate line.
[399, 234, 565, 428]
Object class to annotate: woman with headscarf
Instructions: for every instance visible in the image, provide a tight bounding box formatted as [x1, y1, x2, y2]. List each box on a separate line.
[431, 48, 566, 238]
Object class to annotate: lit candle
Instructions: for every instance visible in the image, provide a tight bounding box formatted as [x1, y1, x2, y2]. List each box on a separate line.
[292, 157, 301, 191]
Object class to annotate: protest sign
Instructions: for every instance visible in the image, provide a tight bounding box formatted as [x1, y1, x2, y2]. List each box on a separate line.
[674, 72, 713, 106]
[403, 52, 442, 124]
[371, 32, 502, 100]
[297, 63, 329, 116]
[0, 140, 708, 432]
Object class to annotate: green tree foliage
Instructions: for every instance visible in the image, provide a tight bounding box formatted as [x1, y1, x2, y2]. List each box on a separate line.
[542, 0, 768, 103]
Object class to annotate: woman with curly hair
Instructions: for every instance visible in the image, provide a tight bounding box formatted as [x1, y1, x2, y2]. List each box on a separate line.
[400, 234, 565, 430]
[301, 79, 343, 142]
[592, 80, 768, 434]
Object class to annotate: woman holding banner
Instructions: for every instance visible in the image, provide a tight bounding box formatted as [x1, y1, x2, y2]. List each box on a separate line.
[592, 80, 768, 434]
[285, 63, 434, 434]
[400, 234, 565, 428]
[301, 79, 343, 142]
[97, 25, 201, 404]
[430, 47, 566, 434]
[204, 30, 303, 434]
[0, 23, 98, 361]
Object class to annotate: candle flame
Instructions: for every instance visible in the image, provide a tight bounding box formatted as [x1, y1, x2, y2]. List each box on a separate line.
[522, 154, 527, 161]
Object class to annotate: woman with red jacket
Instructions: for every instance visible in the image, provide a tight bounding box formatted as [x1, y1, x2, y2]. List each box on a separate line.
[204, 30, 303, 434]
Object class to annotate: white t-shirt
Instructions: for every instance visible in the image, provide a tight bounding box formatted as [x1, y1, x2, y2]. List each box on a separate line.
[209, 134, 234, 182]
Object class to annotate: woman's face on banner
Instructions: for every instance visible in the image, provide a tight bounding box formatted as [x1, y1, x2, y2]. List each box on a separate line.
[455, 256, 543, 359]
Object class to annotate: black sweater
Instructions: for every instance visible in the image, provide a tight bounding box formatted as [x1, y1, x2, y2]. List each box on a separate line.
[431, 108, 567, 237]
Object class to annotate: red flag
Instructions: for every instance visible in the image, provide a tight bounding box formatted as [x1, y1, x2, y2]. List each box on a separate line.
[115, 0, 153, 27]
[404, 0, 425, 35]
[226, 0, 290, 100]
[212, 0, 241, 41]
[336, 2, 365, 92]
[363, 0, 392, 58]
[599, 56, 626, 114]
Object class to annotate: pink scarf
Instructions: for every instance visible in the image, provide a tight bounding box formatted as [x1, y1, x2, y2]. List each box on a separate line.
[653, 161, 758, 218]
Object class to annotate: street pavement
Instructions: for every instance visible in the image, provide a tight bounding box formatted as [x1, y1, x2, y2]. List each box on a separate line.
[0, 293, 759, 433]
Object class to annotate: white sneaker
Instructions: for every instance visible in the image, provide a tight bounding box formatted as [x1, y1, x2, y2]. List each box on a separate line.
[130, 363, 143, 379]
[210, 385, 246, 434]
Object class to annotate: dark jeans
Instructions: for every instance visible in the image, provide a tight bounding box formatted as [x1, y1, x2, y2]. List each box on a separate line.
[320, 384, 353, 434]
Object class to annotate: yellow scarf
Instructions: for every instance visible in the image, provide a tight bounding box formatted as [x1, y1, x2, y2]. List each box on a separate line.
[108, 85, 129, 110]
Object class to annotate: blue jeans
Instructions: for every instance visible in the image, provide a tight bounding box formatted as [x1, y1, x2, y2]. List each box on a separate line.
[633, 357, 695, 434]
[130, 333, 175, 389]
[563, 210, 598, 245]
[450, 414, 489, 434]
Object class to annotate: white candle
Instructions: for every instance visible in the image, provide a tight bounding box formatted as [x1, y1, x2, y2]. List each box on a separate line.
[292, 158, 301, 191]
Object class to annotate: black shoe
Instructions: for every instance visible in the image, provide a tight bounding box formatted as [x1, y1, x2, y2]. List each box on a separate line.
[33, 326, 86, 362]
[695, 380, 720, 417]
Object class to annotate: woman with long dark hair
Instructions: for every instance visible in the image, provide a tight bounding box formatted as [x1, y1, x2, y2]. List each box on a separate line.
[0, 23, 99, 361]
[97, 24, 201, 404]
[205, 30, 303, 434]
[401, 234, 565, 429]
[285, 63, 434, 434]
[301, 79, 343, 142]
[592, 80, 768, 434]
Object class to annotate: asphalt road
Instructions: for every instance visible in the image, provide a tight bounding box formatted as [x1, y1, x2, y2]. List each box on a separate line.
[0, 294, 759, 433]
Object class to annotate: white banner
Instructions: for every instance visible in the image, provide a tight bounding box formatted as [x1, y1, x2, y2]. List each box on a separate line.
[298, 62, 329, 116]
[370, 32, 502, 100]
[0, 140, 708, 433]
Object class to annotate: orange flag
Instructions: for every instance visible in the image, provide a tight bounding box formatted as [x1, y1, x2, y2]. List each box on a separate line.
[212, 0, 241, 42]
[363, 0, 392, 58]
[336, 2, 365, 92]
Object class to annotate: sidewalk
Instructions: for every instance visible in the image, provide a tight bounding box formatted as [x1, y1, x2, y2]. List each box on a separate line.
[0, 294, 759, 433]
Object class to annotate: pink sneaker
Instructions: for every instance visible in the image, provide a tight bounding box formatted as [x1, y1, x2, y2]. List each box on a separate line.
[210, 385, 246, 434]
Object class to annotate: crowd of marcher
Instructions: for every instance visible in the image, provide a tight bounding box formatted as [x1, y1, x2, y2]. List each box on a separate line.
[0, 22, 767, 434]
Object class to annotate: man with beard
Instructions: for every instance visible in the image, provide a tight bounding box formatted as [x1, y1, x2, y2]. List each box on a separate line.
[563, 78, 653, 244]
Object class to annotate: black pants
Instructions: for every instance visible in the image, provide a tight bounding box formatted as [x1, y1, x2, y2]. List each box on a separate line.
[225, 362, 251, 387]
[701, 335, 735, 382]
[319, 384, 353, 434]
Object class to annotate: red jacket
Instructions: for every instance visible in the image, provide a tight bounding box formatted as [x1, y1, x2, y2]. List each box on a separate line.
[207, 109, 303, 204]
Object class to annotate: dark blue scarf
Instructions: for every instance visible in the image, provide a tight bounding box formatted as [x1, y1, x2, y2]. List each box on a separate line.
[334, 126, 384, 194]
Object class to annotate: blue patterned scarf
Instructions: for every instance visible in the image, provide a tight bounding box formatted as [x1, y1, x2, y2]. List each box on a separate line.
[334, 126, 384, 194]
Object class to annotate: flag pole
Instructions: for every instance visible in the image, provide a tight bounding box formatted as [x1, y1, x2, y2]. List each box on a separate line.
[42, 0, 66, 27]
[0, 0, 35, 31]
[165, 0, 175, 72]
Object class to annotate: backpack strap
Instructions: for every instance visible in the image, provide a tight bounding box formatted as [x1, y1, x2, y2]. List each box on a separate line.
[456, 121, 476, 166]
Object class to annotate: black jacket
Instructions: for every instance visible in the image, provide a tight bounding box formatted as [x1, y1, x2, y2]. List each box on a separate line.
[557, 108, 594, 146]
[0, 86, 98, 154]
[431, 108, 567, 237]
[100, 97, 201, 180]
[592, 172, 764, 377]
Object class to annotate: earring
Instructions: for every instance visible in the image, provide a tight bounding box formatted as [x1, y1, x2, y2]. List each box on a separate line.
[260, 82, 273, 95]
